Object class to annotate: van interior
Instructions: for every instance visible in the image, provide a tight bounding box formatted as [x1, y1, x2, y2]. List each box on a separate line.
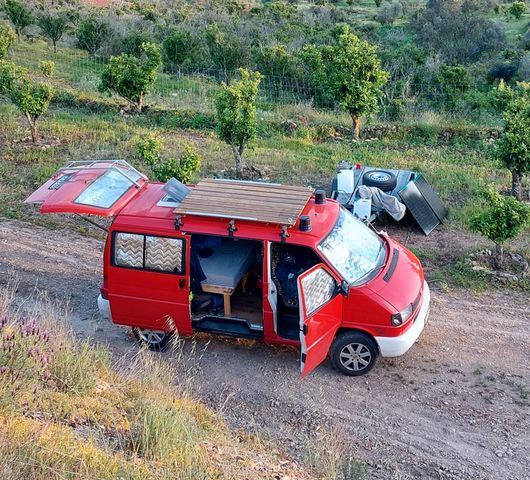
[270, 244, 320, 339]
[189, 235, 320, 341]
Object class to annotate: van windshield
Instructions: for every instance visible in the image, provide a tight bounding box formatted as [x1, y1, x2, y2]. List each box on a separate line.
[318, 208, 386, 286]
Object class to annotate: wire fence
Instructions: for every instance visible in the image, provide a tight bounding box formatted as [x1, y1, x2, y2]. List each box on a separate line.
[11, 45, 498, 122]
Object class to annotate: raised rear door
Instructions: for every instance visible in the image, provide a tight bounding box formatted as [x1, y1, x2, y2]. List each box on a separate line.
[298, 264, 343, 378]
[25, 160, 147, 216]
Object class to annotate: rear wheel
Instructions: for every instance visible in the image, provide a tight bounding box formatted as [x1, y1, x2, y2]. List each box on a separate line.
[330, 332, 378, 376]
[132, 328, 171, 351]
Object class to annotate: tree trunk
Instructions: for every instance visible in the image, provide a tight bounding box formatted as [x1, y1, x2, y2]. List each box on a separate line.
[350, 113, 361, 140]
[511, 170, 523, 201]
[53, 40, 57, 53]
[136, 95, 143, 113]
[494, 243, 504, 270]
[231, 145, 244, 178]
[26, 114, 39, 144]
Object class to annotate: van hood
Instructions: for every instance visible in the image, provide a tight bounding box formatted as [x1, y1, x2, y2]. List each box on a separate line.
[367, 238, 424, 311]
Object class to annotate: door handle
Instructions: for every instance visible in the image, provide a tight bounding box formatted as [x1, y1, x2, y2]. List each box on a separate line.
[179, 279, 186, 289]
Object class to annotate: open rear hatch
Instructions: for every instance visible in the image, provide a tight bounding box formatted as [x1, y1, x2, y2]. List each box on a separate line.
[25, 160, 148, 217]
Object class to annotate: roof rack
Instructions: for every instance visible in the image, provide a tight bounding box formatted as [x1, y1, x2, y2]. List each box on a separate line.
[174, 178, 314, 226]
[59, 160, 147, 188]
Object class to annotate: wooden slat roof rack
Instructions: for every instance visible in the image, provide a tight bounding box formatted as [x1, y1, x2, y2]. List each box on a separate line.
[174, 178, 314, 226]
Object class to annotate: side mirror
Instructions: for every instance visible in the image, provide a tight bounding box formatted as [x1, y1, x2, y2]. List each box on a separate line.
[340, 280, 349, 297]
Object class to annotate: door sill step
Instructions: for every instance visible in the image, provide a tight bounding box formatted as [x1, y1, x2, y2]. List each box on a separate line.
[192, 316, 264, 340]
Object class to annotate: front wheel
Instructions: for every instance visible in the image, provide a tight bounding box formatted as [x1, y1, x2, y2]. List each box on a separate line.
[330, 332, 378, 376]
[132, 328, 172, 351]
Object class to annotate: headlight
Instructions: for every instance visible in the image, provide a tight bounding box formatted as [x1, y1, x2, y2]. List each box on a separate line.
[391, 304, 414, 326]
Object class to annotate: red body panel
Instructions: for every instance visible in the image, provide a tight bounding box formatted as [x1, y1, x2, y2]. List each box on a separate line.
[298, 264, 343, 378]
[106, 231, 192, 335]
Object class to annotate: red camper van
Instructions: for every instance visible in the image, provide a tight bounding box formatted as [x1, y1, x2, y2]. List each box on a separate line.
[26, 161, 430, 377]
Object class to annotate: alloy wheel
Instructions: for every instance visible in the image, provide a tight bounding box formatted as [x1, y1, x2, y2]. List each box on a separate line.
[339, 343, 372, 372]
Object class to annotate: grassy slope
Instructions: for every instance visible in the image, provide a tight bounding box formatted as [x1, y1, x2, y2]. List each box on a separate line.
[0, 284, 312, 480]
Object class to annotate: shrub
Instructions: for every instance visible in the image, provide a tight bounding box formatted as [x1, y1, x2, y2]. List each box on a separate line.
[0, 59, 18, 94]
[469, 186, 530, 268]
[76, 16, 109, 55]
[0, 315, 54, 408]
[129, 398, 199, 460]
[509, 1, 526, 19]
[215, 68, 262, 177]
[432, 64, 473, 110]
[162, 29, 200, 70]
[137, 132, 163, 166]
[38, 10, 69, 53]
[206, 23, 249, 74]
[0, 23, 16, 59]
[49, 340, 110, 395]
[39, 59, 54, 77]
[154, 144, 202, 183]
[376, 1, 403, 24]
[121, 30, 154, 57]
[413, 0, 506, 65]
[99, 42, 162, 112]
[3, 0, 32, 39]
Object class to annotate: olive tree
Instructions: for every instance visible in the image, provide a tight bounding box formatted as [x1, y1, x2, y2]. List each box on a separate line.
[76, 16, 108, 55]
[99, 42, 162, 112]
[38, 11, 69, 53]
[215, 68, 262, 177]
[163, 29, 204, 71]
[496, 86, 530, 200]
[470, 186, 530, 268]
[301, 26, 388, 139]
[3, 0, 32, 39]
[0, 61, 54, 143]
[413, 0, 506, 65]
[0, 23, 16, 59]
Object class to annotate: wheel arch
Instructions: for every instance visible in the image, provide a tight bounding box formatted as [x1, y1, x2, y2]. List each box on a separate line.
[334, 327, 381, 355]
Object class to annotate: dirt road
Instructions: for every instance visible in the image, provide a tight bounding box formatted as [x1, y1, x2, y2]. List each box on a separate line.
[1, 219, 529, 480]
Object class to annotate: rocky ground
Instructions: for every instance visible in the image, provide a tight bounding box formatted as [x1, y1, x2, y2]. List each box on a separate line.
[1, 219, 529, 480]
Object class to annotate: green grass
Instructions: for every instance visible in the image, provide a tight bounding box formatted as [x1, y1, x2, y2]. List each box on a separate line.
[2, 38, 529, 293]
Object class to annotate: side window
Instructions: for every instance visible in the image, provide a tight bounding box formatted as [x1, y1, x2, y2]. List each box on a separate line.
[115, 233, 144, 268]
[113, 232, 185, 274]
[301, 267, 336, 316]
[145, 236, 184, 273]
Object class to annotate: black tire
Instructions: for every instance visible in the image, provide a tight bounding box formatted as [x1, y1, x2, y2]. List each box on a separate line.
[132, 328, 172, 351]
[330, 332, 378, 376]
[362, 170, 397, 192]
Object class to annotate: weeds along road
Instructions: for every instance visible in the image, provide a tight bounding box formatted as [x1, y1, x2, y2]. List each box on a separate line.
[1, 219, 529, 480]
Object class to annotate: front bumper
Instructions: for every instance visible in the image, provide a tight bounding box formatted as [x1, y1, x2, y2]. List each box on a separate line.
[97, 294, 112, 320]
[375, 281, 430, 357]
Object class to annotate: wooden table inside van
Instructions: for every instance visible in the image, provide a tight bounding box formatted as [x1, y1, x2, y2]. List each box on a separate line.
[200, 284, 235, 317]
[198, 238, 258, 317]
